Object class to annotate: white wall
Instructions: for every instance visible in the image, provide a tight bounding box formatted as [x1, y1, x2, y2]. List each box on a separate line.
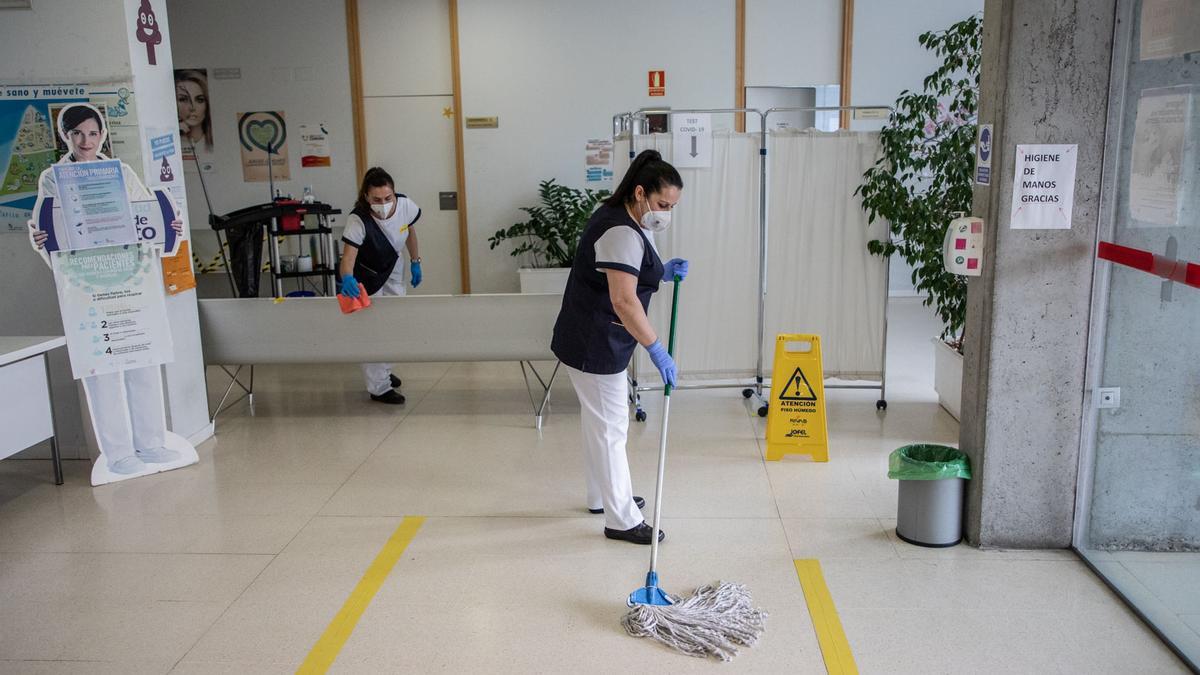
[851, 0, 984, 127]
[746, 0, 842, 87]
[358, 0, 462, 296]
[0, 0, 134, 458]
[457, 0, 736, 293]
[166, 0, 358, 269]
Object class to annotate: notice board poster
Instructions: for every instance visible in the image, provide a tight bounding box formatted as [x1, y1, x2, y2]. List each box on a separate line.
[54, 243, 174, 379]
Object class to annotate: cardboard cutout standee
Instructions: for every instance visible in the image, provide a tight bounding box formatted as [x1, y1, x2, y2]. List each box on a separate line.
[27, 103, 197, 486]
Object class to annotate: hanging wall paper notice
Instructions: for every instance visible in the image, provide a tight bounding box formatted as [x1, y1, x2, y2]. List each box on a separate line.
[1139, 0, 1200, 61]
[1129, 88, 1195, 227]
[585, 138, 613, 182]
[672, 113, 712, 169]
[53, 159, 138, 249]
[53, 243, 174, 379]
[297, 123, 331, 167]
[1009, 144, 1077, 229]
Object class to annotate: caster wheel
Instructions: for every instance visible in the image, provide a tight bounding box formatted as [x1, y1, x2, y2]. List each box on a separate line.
[635, 410, 647, 422]
[742, 388, 754, 399]
[876, 400, 888, 411]
[757, 405, 768, 418]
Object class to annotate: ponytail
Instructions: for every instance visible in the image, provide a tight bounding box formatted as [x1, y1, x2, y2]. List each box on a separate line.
[604, 149, 683, 208]
[354, 167, 395, 213]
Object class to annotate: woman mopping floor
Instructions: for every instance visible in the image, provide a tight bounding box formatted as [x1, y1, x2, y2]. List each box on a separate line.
[550, 149, 688, 542]
[621, 274, 767, 661]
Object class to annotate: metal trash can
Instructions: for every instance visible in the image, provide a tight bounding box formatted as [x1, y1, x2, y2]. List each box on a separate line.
[888, 444, 972, 547]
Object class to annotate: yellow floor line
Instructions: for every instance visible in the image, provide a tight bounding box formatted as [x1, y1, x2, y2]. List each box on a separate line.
[795, 559, 858, 675]
[297, 516, 426, 674]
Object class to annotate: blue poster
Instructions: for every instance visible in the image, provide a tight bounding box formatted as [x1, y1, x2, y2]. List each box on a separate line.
[0, 84, 92, 232]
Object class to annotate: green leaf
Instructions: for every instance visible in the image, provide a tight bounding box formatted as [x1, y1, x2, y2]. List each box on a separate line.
[854, 14, 979, 343]
[489, 179, 609, 268]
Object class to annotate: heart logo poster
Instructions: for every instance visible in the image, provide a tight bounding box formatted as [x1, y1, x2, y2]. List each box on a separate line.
[236, 110, 289, 182]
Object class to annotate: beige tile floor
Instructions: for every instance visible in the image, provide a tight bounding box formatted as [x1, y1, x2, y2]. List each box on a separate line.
[0, 298, 1188, 673]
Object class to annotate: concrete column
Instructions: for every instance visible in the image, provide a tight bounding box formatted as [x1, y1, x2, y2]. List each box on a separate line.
[960, 0, 1117, 547]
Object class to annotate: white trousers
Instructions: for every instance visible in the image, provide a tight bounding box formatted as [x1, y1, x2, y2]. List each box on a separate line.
[82, 365, 166, 462]
[361, 274, 406, 395]
[566, 366, 643, 531]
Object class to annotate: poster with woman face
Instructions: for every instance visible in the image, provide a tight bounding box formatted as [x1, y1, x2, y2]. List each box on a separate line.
[174, 68, 212, 160]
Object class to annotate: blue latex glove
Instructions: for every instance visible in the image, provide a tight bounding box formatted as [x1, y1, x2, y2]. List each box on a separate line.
[645, 340, 677, 388]
[410, 260, 422, 288]
[340, 274, 361, 298]
[662, 258, 689, 282]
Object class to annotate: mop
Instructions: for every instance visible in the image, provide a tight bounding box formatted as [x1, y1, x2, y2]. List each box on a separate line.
[622, 275, 767, 661]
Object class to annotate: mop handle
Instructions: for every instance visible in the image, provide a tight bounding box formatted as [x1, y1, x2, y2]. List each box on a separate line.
[665, 274, 681, 394]
[648, 274, 681, 574]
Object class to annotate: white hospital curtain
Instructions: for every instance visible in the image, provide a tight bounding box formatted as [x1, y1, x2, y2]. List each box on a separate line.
[616, 132, 763, 381]
[765, 129, 887, 380]
[614, 130, 884, 384]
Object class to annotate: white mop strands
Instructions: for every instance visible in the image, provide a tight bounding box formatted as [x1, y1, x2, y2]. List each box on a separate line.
[622, 580, 768, 661]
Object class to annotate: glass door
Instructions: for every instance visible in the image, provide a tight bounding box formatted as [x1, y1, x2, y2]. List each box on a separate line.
[1074, 0, 1200, 668]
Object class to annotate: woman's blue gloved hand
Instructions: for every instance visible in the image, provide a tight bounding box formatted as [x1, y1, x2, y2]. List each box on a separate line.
[410, 261, 422, 288]
[645, 340, 677, 388]
[340, 274, 361, 298]
[662, 258, 688, 282]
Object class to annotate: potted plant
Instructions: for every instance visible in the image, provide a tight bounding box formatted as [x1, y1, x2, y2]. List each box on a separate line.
[856, 14, 981, 419]
[488, 179, 610, 293]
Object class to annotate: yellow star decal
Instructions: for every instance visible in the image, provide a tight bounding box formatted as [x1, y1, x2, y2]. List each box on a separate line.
[442, 107, 454, 118]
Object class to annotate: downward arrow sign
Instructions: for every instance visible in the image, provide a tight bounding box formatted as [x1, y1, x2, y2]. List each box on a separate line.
[689, 135, 698, 158]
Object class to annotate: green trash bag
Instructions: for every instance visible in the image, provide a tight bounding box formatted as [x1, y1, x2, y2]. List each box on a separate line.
[887, 444, 972, 480]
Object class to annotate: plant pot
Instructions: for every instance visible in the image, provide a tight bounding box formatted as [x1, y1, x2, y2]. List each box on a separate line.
[518, 267, 571, 294]
[932, 337, 963, 420]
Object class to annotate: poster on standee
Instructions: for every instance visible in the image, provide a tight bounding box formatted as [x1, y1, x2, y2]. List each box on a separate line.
[237, 110, 289, 182]
[1129, 87, 1195, 227]
[1009, 144, 1077, 230]
[53, 243, 174, 380]
[53, 159, 138, 250]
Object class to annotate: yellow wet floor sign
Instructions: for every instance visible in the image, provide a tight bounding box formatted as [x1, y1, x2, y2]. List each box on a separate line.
[766, 334, 829, 462]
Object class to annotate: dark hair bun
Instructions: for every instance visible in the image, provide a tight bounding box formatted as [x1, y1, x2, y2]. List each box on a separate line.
[637, 149, 662, 162]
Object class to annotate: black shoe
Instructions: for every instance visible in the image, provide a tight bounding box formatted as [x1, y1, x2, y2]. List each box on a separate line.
[589, 496, 645, 514]
[370, 390, 406, 405]
[604, 521, 665, 545]
[389, 374, 402, 389]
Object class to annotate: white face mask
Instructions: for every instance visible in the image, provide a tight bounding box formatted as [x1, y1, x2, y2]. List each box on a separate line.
[639, 196, 671, 232]
[370, 201, 393, 219]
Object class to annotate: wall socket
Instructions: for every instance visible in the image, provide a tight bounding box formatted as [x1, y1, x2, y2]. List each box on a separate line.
[1097, 387, 1121, 409]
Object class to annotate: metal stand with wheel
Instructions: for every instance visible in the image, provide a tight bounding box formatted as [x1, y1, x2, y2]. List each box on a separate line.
[614, 106, 892, 421]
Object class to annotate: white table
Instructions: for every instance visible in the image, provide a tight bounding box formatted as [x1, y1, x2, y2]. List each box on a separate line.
[0, 336, 66, 485]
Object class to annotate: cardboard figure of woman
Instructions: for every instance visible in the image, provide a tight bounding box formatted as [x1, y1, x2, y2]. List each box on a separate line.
[28, 103, 198, 486]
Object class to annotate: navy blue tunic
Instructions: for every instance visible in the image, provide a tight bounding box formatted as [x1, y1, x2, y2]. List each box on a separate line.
[551, 204, 665, 374]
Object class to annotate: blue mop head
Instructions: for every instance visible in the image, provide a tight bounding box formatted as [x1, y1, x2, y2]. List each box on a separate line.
[628, 571, 674, 607]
